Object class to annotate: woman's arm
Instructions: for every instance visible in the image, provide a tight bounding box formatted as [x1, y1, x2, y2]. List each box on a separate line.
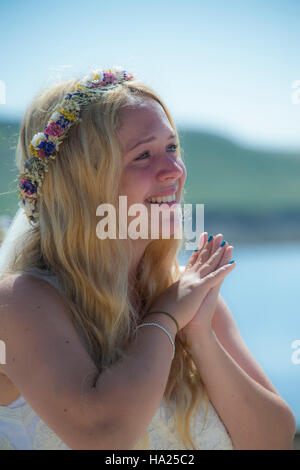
[0, 274, 177, 450]
[184, 310, 296, 450]
[211, 294, 282, 396]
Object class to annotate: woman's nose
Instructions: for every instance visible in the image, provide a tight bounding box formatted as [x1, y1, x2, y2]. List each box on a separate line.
[156, 154, 185, 181]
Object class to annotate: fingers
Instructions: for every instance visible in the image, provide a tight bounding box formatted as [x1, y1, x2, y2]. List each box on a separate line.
[206, 244, 234, 292]
[219, 244, 234, 268]
[211, 233, 224, 253]
[198, 232, 208, 250]
[185, 233, 235, 277]
[198, 239, 230, 277]
[196, 235, 214, 265]
[203, 260, 236, 287]
[184, 232, 208, 271]
[184, 250, 200, 272]
[196, 233, 222, 266]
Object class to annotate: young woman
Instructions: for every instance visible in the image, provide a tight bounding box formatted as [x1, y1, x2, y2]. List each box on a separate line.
[0, 67, 295, 450]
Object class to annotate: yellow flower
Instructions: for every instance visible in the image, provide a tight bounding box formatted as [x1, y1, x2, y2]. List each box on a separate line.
[29, 143, 39, 158]
[56, 108, 77, 122]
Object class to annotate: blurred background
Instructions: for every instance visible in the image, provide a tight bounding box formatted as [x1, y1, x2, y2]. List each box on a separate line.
[0, 0, 299, 448]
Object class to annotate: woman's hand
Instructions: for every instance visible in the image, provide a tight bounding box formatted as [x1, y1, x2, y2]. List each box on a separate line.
[179, 233, 235, 339]
[145, 235, 236, 331]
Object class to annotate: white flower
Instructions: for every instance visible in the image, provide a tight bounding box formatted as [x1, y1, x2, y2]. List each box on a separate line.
[31, 132, 46, 148]
[81, 69, 104, 87]
[91, 69, 104, 82]
[51, 111, 62, 122]
[112, 66, 125, 79]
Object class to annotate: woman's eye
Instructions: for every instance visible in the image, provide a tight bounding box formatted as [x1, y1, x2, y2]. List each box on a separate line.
[134, 144, 178, 161]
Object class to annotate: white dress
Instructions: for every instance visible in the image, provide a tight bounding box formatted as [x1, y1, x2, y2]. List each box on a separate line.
[0, 209, 234, 450]
[0, 380, 234, 450]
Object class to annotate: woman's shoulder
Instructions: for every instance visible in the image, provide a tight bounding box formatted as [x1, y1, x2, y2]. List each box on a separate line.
[0, 272, 67, 344]
[0, 273, 60, 377]
[0, 272, 60, 301]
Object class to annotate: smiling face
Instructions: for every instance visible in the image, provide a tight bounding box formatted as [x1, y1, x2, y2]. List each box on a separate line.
[117, 97, 186, 242]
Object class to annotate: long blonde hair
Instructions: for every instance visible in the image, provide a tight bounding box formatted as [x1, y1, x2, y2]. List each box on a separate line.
[4, 73, 209, 449]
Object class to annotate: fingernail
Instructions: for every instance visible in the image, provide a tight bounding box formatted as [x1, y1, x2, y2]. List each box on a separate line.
[229, 259, 235, 264]
[220, 240, 226, 247]
[208, 234, 213, 242]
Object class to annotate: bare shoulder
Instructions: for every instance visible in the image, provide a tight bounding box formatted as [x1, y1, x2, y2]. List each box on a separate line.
[0, 272, 76, 345]
[0, 273, 51, 373]
[0, 272, 64, 308]
[0, 272, 85, 369]
[0, 272, 102, 448]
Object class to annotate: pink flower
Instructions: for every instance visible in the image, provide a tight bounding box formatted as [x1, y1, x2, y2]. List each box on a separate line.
[44, 122, 64, 137]
[37, 148, 47, 158]
[104, 72, 115, 82]
[91, 72, 117, 88]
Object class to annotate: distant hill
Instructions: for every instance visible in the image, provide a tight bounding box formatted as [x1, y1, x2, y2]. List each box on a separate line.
[0, 120, 20, 218]
[177, 128, 300, 215]
[0, 119, 299, 243]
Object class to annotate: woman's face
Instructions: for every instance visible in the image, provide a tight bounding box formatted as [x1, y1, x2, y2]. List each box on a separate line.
[117, 97, 186, 241]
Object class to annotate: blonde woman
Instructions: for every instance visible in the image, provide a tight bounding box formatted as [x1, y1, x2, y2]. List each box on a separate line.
[0, 67, 295, 450]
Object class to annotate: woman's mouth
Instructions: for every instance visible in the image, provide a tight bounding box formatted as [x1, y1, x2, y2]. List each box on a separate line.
[144, 193, 178, 206]
[144, 200, 178, 207]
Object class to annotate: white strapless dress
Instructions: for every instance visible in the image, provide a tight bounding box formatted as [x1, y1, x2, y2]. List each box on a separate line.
[0, 391, 233, 450]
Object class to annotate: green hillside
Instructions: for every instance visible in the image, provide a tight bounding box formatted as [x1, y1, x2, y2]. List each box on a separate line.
[0, 120, 300, 220]
[178, 129, 300, 215]
[0, 120, 20, 217]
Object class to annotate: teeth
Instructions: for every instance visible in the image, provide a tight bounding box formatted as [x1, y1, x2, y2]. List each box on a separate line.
[146, 194, 176, 203]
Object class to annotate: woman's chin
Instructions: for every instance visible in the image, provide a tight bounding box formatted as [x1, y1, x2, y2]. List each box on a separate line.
[147, 211, 183, 240]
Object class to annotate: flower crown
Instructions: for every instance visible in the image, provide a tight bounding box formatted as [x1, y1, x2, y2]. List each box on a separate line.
[18, 66, 135, 225]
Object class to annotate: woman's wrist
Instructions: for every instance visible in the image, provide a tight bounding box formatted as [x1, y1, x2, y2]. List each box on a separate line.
[140, 312, 178, 339]
[180, 324, 216, 352]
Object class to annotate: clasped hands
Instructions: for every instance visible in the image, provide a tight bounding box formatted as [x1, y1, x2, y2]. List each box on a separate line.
[145, 232, 235, 343]
[178, 232, 235, 341]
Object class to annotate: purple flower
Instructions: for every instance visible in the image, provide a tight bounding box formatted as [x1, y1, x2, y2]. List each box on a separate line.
[56, 116, 70, 129]
[38, 140, 56, 157]
[20, 178, 37, 196]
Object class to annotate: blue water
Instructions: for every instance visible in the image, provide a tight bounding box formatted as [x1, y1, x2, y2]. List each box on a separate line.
[177, 242, 300, 431]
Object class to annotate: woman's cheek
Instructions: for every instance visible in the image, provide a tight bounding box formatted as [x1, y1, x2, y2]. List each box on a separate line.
[178, 160, 187, 195]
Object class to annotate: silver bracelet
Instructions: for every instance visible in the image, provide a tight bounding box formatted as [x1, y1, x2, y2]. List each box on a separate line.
[136, 322, 175, 360]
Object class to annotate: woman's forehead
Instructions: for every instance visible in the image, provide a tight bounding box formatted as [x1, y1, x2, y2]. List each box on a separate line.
[117, 100, 171, 146]
[118, 98, 164, 122]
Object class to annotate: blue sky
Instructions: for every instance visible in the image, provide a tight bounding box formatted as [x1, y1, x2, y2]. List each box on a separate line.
[1, 0, 300, 151]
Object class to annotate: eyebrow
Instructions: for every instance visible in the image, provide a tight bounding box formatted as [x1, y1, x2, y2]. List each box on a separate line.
[127, 133, 176, 153]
